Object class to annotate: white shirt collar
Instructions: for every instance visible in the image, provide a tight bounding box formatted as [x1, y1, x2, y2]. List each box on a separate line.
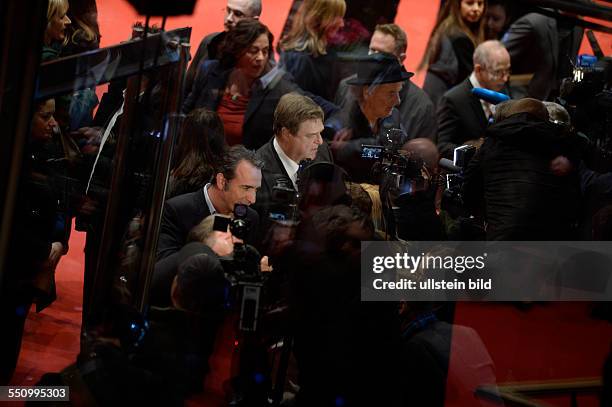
[470, 72, 494, 119]
[202, 183, 217, 214]
[273, 138, 300, 190]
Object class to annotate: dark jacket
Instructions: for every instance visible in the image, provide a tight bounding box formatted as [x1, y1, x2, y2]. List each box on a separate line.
[335, 76, 436, 141]
[463, 113, 580, 240]
[183, 60, 334, 150]
[325, 99, 404, 183]
[184, 31, 224, 94]
[423, 32, 473, 109]
[253, 138, 333, 234]
[436, 78, 488, 158]
[150, 242, 219, 308]
[157, 188, 259, 260]
[279, 49, 342, 103]
[503, 13, 583, 100]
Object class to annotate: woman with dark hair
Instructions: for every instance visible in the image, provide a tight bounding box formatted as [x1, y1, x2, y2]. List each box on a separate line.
[485, 0, 511, 40]
[420, 0, 487, 108]
[1, 99, 70, 384]
[279, 0, 346, 102]
[183, 20, 304, 150]
[167, 109, 227, 199]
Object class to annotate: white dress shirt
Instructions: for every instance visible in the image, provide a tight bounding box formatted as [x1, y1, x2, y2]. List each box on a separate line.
[273, 138, 300, 190]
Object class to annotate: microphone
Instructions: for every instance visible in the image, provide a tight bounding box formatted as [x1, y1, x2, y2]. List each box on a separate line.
[471, 88, 510, 105]
[439, 158, 461, 173]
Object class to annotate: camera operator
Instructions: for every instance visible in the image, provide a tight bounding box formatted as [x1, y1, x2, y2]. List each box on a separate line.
[462, 98, 580, 240]
[324, 53, 411, 183]
[139, 251, 227, 402]
[253, 92, 332, 232]
[151, 214, 235, 307]
[285, 205, 401, 406]
[381, 137, 444, 241]
[157, 145, 261, 260]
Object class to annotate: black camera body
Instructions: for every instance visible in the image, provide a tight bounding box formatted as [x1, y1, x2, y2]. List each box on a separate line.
[212, 204, 264, 332]
[269, 177, 300, 223]
[361, 143, 429, 197]
[440, 145, 476, 218]
[560, 53, 612, 172]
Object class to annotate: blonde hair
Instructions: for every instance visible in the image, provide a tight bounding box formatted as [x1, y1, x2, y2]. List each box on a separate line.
[419, 0, 487, 70]
[280, 0, 346, 57]
[46, 0, 70, 46]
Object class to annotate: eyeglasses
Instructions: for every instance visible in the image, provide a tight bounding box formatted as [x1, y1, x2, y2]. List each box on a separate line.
[485, 66, 511, 80]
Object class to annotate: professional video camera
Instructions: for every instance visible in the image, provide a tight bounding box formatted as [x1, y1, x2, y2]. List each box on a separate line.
[361, 128, 432, 196]
[439, 145, 477, 219]
[213, 204, 264, 332]
[269, 177, 300, 223]
[559, 31, 612, 172]
[361, 128, 441, 239]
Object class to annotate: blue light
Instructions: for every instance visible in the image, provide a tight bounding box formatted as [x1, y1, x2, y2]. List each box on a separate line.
[335, 396, 346, 406]
[253, 373, 265, 384]
[15, 305, 27, 317]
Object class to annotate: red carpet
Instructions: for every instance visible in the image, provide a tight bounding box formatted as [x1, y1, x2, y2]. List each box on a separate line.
[10, 1, 612, 406]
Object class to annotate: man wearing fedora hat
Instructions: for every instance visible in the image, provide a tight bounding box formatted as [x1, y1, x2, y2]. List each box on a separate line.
[324, 53, 412, 183]
[335, 24, 437, 141]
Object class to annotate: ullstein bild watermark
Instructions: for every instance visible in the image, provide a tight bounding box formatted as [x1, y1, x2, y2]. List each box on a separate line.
[360, 241, 612, 302]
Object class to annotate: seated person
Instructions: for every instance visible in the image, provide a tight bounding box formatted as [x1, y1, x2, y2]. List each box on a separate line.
[437, 40, 511, 158]
[157, 145, 261, 260]
[151, 214, 235, 307]
[324, 53, 411, 183]
[254, 92, 332, 224]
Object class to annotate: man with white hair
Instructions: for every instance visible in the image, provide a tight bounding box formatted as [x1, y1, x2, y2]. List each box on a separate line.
[437, 40, 511, 158]
[335, 23, 437, 141]
[185, 0, 263, 91]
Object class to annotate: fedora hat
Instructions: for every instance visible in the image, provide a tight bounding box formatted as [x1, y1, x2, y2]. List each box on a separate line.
[346, 53, 413, 86]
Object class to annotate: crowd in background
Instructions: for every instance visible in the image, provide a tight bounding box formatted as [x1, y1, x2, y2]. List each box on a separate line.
[2, 0, 612, 405]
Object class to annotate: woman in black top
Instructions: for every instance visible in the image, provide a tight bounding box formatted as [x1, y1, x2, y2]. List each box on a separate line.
[420, 0, 487, 108]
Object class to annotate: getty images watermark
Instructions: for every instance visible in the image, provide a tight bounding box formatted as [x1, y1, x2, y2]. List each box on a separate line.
[361, 241, 612, 302]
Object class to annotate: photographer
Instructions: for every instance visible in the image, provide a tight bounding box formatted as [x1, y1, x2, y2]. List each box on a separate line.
[462, 98, 580, 240]
[380, 138, 444, 241]
[157, 145, 261, 260]
[139, 253, 227, 402]
[151, 214, 235, 307]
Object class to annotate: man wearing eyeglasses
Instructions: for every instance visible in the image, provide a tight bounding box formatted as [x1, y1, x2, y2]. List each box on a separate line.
[437, 40, 511, 159]
[184, 0, 263, 91]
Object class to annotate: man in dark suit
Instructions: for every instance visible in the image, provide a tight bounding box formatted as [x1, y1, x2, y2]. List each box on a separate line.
[437, 40, 511, 158]
[254, 92, 332, 225]
[502, 12, 583, 101]
[157, 145, 261, 260]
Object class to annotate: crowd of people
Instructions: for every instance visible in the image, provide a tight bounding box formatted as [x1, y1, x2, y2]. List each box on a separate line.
[2, 0, 612, 405]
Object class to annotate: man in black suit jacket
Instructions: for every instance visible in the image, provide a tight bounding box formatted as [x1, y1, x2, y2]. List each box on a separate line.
[157, 145, 261, 260]
[437, 40, 511, 158]
[254, 93, 332, 226]
[502, 12, 583, 101]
